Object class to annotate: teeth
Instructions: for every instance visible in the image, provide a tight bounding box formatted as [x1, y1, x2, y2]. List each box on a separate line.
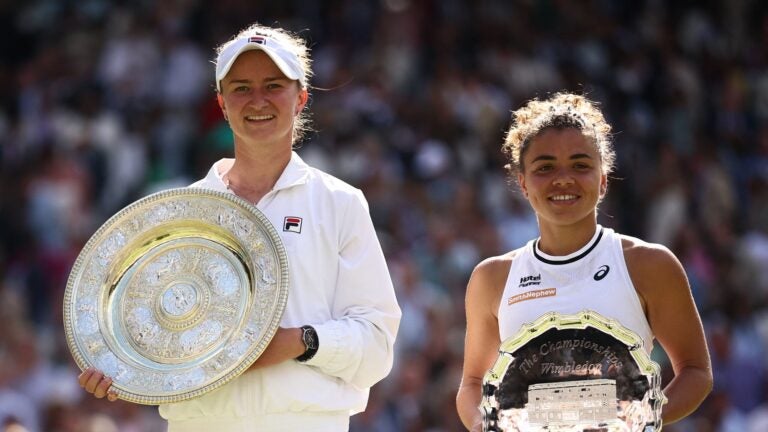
[551, 194, 577, 201]
[246, 115, 274, 121]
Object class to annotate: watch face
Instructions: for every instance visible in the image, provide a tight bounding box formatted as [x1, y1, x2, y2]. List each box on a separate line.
[303, 327, 318, 350]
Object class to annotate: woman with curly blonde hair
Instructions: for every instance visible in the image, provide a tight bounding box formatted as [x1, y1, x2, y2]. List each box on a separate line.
[457, 92, 712, 431]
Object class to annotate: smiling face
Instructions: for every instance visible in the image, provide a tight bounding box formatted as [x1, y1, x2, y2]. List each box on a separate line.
[517, 127, 607, 229]
[218, 50, 308, 149]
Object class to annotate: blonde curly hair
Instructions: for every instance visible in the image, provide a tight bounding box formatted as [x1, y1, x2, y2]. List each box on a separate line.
[502, 92, 615, 177]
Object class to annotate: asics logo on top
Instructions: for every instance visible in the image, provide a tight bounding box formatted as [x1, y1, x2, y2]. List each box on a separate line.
[593, 265, 610, 281]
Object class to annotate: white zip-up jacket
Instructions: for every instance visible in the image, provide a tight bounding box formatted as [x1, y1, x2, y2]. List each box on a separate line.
[158, 152, 401, 421]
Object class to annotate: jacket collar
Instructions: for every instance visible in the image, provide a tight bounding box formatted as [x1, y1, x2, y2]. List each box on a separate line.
[207, 151, 311, 192]
[273, 151, 311, 191]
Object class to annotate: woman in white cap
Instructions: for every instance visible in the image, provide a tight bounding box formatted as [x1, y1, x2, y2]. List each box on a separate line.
[79, 23, 401, 432]
[456, 92, 712, 431]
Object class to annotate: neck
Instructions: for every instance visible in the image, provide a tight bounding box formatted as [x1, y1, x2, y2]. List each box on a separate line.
[536, 217, 598, 256]
[222, 144, 292, 204]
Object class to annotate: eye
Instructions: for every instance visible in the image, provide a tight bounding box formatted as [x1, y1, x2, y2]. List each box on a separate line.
[266, 82, 283, 90]
[573, 162, 593, 170]
[234, 85, 250, 93]
[533, 164, 553, 173]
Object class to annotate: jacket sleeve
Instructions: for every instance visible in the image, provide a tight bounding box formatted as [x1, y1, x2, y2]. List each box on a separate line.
[303, 190, 401, 389]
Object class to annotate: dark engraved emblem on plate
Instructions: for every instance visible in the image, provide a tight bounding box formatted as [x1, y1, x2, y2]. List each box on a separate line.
[482, 311, 666, 432]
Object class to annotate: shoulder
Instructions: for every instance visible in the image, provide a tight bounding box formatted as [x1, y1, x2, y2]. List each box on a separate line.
[472, 249, 520, 281]
[299, 167, 376, 235]
[619, 234, 682, 272]
[188, 179, 206, 188]
[618, 233, 688, 306]
[188, 159, 229, 188]
[466, 248, 524, 314]
[305, 166, 364, 201]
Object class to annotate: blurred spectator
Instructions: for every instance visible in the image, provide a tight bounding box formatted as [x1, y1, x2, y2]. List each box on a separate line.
[709, 318, 766, 413]
[2, 1, 768, 430]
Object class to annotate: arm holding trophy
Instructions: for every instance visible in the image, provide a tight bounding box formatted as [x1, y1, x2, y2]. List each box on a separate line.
[623, 239, 713, 423]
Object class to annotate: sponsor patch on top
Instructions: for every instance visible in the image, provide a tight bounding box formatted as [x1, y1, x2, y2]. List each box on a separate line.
[508, 288, 557, 305]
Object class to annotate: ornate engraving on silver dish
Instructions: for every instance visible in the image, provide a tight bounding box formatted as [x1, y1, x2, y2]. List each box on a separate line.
[63, 188, 289, 405]
[481, 311, 666, 432]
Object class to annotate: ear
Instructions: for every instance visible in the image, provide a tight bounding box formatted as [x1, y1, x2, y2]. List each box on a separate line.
[518, 173, 528, 197]
[217, 94, 228, 120]
[295, 89, 309, 116]
[599, 173, 608, 197]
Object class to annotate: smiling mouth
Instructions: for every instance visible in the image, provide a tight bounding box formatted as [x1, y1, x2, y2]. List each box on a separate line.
[245, 114, 275, 121]
[549, 194, 579, 202]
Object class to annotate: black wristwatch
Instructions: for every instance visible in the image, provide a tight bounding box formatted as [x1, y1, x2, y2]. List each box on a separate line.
[295, 325, 318, 362]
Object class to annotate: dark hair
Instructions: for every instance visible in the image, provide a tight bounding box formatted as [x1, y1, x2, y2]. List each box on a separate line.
[502, 92, 615, 176]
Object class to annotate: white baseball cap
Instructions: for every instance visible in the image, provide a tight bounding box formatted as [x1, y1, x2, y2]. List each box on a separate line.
[215, 34, 306, 92]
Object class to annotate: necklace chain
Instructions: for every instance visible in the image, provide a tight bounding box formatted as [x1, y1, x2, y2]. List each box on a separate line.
[223, 171, 260, 205]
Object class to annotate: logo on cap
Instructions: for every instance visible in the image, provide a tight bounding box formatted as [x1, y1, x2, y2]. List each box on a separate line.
[248, 36, 267, 45]
[283, 217, 302, 233]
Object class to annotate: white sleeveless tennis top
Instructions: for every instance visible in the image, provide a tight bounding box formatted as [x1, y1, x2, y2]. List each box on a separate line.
[497, 225, 654, 354]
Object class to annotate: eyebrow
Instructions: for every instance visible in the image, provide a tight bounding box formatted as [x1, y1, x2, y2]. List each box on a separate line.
[530, 153, 593, 164]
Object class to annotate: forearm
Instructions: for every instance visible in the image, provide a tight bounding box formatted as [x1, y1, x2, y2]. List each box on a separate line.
[457, 380, 483, 431]
[306, 312, 399, 388]
[247, 327, 304, 370]
[661, 365, 713, 424]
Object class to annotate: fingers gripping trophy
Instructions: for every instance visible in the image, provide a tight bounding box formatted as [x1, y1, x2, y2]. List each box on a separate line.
[456, 93, 713, 432]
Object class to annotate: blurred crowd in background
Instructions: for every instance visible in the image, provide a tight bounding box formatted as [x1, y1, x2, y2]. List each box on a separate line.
[1, 1, 767, 431]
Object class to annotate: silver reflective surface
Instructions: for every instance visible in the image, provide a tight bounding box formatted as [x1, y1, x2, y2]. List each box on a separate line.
[64, 188, 289, 405]
[482, 311, 666, 432]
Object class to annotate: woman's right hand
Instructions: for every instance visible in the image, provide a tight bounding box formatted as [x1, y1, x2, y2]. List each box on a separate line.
[78, 367, 118, 401]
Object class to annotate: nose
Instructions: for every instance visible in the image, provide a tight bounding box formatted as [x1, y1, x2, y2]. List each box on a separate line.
[247, 88, 269, 109]
[552, 169, 574, 187]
